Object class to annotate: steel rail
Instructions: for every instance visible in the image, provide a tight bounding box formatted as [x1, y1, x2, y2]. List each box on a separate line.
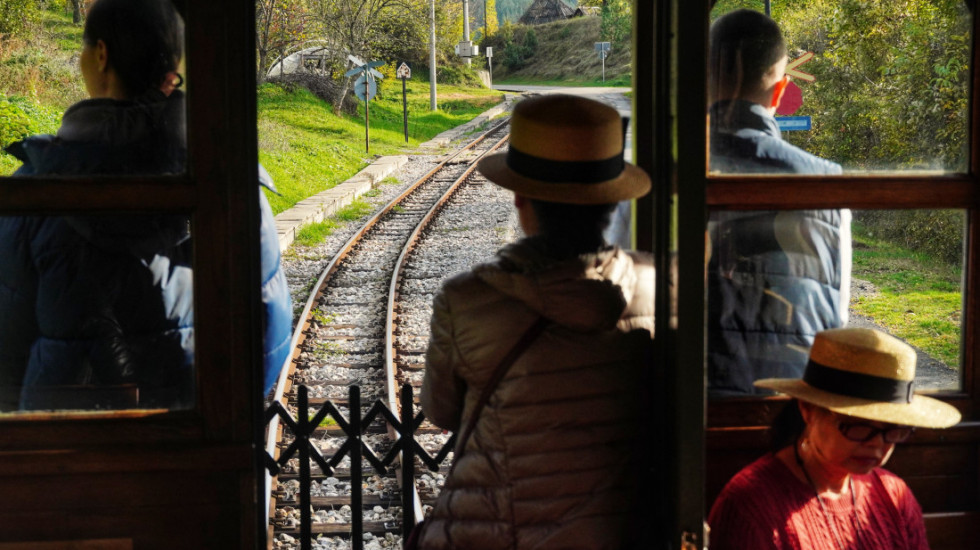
[264, 116, 511, 536]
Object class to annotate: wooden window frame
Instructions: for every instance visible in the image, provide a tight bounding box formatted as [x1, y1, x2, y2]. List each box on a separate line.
[0, 0, 267, 545]
[638, 1, 980, 546]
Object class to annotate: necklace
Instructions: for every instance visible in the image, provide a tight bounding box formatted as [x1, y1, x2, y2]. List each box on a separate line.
[794, 441, 861, 550]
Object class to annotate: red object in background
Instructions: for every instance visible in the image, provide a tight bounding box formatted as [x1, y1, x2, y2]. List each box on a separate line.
[776, 81, 803, 115]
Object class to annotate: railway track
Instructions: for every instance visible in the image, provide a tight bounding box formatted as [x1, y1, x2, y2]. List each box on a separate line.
[266, 118, 519, 549]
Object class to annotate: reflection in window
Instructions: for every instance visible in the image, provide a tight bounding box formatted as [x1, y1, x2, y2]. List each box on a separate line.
[709, 1, 971, 173]
[707, 209, 964, 399]
[0, 213, 194, 412]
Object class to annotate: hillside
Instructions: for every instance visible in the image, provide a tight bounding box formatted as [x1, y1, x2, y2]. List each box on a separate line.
[483, 16, 630, 85]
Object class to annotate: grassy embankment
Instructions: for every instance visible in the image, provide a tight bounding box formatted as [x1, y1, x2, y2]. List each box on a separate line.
[850, 224, 962, 369]
[484, 16, 631, 87]
[258, 81, 503, 216]
[0, 5, 85, 174]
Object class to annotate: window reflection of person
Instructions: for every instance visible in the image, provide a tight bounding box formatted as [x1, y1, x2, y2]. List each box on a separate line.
[706, 9, 851, 397]
[0, 0, 191, 411]
[0, 0, 292, 412]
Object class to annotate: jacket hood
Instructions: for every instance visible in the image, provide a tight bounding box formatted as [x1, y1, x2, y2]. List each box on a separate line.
[474, 237, 637, 331]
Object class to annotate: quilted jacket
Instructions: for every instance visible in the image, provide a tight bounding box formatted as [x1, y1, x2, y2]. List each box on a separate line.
[707, 99, 850, 397]
[0, 91, 291, 409]
[419, 237, 654, 550]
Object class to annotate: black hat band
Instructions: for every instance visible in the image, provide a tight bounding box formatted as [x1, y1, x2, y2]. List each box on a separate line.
[803, 359, 915, 404]
[506, 145, 625, 184]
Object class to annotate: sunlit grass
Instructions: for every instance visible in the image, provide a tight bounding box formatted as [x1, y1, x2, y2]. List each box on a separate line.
[850, 225, 962, 368]
[258, 81, 503, 215]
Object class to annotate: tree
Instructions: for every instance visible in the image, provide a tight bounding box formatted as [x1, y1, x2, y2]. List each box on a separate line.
[600, 0, 631, 45]
[309, 0, 421, 114]
[256, 0, 311, 82]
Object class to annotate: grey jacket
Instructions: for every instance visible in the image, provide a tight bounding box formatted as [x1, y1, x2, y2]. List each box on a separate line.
[420, 237, 654, 550]
[707, 99, 851, 396]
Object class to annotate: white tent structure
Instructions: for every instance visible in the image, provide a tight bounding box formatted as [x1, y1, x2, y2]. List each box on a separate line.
[266, 44, 340, 79]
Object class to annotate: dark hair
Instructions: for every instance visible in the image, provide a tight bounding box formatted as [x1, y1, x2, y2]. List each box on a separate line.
[709, 9, 787, 101]
[83, 0, 184, 98]
[769, 398, 806, 452]
[529, 199, 617, 257]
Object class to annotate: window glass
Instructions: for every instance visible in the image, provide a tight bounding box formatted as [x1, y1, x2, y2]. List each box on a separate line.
[0, 212, 194, 413]
[0, 0, 192, 413]
[707, 208, 964, 399]
[1, 0, 186, 178]
[708, 1, 971, 174]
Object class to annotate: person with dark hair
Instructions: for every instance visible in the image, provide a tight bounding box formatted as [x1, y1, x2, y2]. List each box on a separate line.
[416, 94, 653, 550]
[706, 8, 851, 397]
[708, 328, 960, 549]
[0, 0, 291, 410]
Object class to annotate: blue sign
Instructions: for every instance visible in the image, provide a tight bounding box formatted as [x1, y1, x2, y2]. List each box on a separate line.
[776, 116, 812, 131]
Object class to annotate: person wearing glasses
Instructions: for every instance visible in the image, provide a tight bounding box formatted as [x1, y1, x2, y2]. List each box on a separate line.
[708, 327, 961, 549]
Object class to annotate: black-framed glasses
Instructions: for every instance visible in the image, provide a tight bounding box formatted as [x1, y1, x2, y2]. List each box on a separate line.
[838, 421, 915, 443]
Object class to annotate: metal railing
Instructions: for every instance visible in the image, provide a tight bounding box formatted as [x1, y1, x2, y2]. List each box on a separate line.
[264, 384, 454, 550]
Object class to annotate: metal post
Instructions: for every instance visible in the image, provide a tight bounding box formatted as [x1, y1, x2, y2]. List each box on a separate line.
[429, 0, 437, 111]
[351, 386, 363, 550]
[365, 95, 370, 154]
[484, 0, 488, 38]
[402, 76, 409, 143]
[463, 0, 471, 67]
[764, 0, 771, 16]
[400, 384, 416, 533]
[298, 386, 312, 550]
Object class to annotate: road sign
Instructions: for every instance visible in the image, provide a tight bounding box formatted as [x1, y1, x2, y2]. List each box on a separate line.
[775, 81, 803, 115]
[396, 62, 411, 79]
[354, 74, 377, 101]
[775, 116, 811, 131]
[485, 47, 493, 58]
[595, 41, 610, 52]
[785, 51, 816, 82]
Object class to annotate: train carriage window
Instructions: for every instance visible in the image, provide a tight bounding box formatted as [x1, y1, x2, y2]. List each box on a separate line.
[708, 1, 971, 175]
[705, 1, 974, 400]
[0, 0, 194, 413]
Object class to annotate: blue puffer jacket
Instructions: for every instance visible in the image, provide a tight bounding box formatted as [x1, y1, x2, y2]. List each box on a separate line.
[707, 99, 851, 397]
[0, 91, 292, 409]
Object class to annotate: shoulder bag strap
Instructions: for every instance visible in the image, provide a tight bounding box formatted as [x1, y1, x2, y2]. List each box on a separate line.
[451, 316, 549, 467]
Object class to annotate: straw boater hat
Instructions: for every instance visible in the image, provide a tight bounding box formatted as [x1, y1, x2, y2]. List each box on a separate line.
[756, 328, 961, 428]
[477, 94, 651, 204]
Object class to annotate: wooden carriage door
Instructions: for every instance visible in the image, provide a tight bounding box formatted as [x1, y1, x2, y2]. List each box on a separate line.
[0, 1, 269, 547]
[638, 1, 980, 548]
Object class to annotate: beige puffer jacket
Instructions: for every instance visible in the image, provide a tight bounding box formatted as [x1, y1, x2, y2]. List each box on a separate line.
[419, 237, 654, 550]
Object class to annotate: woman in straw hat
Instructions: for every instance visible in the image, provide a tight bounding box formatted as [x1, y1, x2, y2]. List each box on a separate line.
[708, 327, 961, 550]
[417, 94, 653, 549]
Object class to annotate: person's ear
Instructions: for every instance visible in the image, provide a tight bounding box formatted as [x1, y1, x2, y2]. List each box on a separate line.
[771, 75, 790, 109]
[95, 39, 109, 73]
[798, 399, 816, 424]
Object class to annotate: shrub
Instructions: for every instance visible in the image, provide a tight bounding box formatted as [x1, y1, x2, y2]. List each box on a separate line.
[0, 94, 36, 149]
[0, 0, 41, 40]
[437, 64, 483, 86]
[854, 210, 965, 267]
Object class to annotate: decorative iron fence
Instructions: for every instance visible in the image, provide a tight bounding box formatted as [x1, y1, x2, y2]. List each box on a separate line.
[264, 383, 455, 550]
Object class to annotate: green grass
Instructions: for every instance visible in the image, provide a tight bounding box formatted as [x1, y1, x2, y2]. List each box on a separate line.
[495, 75, 631, 87]
[293, 220, 341, 247]
[291, 199, 378, 246]
[850, 225, 962, 368]
[259, 80, 503, 215]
